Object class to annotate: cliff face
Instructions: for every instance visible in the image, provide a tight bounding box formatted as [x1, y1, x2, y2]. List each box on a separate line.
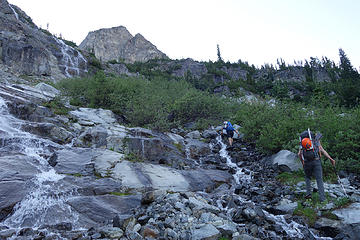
[0, 0, 87, 80]
[79, 26, 167, 63]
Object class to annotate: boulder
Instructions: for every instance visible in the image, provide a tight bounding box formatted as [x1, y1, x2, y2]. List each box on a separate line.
[34, 83, 60, 99]
[202, 129, 218, 139]
[181, 169, 232, 192]
[185, 130, 201, 139]
[273, 198, 298, 214]
[271, 150, 302, 172]
[67, 194, 141, 227]
[184, 138, 211, 160]
[314, 218, 342, 238]
[192, 224, 220, 240]
[69, 108, 118, 125]
[332, 202, 360, 224]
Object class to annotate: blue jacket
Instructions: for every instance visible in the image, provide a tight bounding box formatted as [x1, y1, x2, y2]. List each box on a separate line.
[225, 122, 235, 131]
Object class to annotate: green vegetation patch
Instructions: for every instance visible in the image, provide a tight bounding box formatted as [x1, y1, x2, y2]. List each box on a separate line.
[276, 170, 304, 185]
[233, 100, 360, 174]
[56, 71, 234, 131]
[294, 203, 318, 226]
[125, 152, 144, 162]
[42, 97, 70, 115]
[110, 192, 132, 196]
[334, 197, 351, 208]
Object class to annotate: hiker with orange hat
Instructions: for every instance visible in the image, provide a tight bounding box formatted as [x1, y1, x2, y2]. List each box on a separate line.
[298, 129, 335, 202]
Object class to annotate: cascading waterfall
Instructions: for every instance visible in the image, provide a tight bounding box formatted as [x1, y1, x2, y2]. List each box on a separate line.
[216, 135, 252, 185]
[53, 37, 87, 77]
[8, 4, 19, 20]
[4, 170, 78, 229]
[213, 135, 332, 240]
[0, 97, 79, 230]
[141, 138, 145, 159]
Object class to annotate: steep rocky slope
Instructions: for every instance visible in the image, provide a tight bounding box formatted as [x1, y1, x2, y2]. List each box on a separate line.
[0, 0, 87, 80]
[0, 81, 359, 239]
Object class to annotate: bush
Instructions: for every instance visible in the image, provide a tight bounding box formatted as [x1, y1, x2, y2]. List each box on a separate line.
[233, 100, 360, 174]
[42, 97, 69, 115]
[171, 91, 230, 124]
[56, 72, 233, 131]
[294, 203, 317, 226]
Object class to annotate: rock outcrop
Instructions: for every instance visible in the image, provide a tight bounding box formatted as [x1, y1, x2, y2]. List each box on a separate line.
[79, 26, 167, 63]
[0, 0, 87, 80]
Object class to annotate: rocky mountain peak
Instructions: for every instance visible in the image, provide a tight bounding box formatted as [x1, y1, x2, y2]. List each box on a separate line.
[79, 26, 167, 63]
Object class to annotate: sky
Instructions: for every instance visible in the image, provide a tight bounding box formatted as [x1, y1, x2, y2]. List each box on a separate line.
[7, 0, 360, 69]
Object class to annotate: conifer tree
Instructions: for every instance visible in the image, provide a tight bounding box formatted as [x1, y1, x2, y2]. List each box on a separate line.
[339, 48, 358, 79]
[217, 44, 223, 62]
[337, 48, 360, 107]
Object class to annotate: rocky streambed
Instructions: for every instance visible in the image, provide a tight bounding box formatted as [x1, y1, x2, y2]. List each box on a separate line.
[0, 82, 359, 240]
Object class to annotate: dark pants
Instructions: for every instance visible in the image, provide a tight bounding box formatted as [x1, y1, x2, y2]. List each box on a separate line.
[226, 130, 234, 138]
[303, 159, 325, 201]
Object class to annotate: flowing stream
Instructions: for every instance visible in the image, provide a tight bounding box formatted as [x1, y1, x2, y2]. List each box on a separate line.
[0, 97, 79, 232]
[213, 135, 332, 239]
[53, 37, 87, 77]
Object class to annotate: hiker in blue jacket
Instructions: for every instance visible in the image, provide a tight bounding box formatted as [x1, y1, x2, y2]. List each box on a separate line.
[221, 121, 239, 146]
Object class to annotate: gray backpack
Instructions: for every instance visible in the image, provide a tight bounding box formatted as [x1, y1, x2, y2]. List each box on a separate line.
[299, 129, 322, 160]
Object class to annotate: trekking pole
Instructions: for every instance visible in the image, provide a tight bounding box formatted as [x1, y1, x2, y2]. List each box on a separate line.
[333, 165, 348, 198]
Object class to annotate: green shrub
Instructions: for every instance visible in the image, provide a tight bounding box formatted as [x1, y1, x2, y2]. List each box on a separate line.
[61, 39, 77, 48]
[334, 197, 351, 208]
[88, 53, 103, 70]
[171, 91, 226, 124]
[42, 97, 69, 115]
[56, 72, 232, 131]
[125, 152, 144, 162]
[40, 28, 52, 36]
[108, 59, 119, 64]
[294, 203, 317, 226]
[233, 100, 360, 174]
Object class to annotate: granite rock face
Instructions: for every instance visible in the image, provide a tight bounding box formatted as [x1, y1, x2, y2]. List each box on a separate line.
[79, 26, 167, 63]
[0, 0, 87, 80]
